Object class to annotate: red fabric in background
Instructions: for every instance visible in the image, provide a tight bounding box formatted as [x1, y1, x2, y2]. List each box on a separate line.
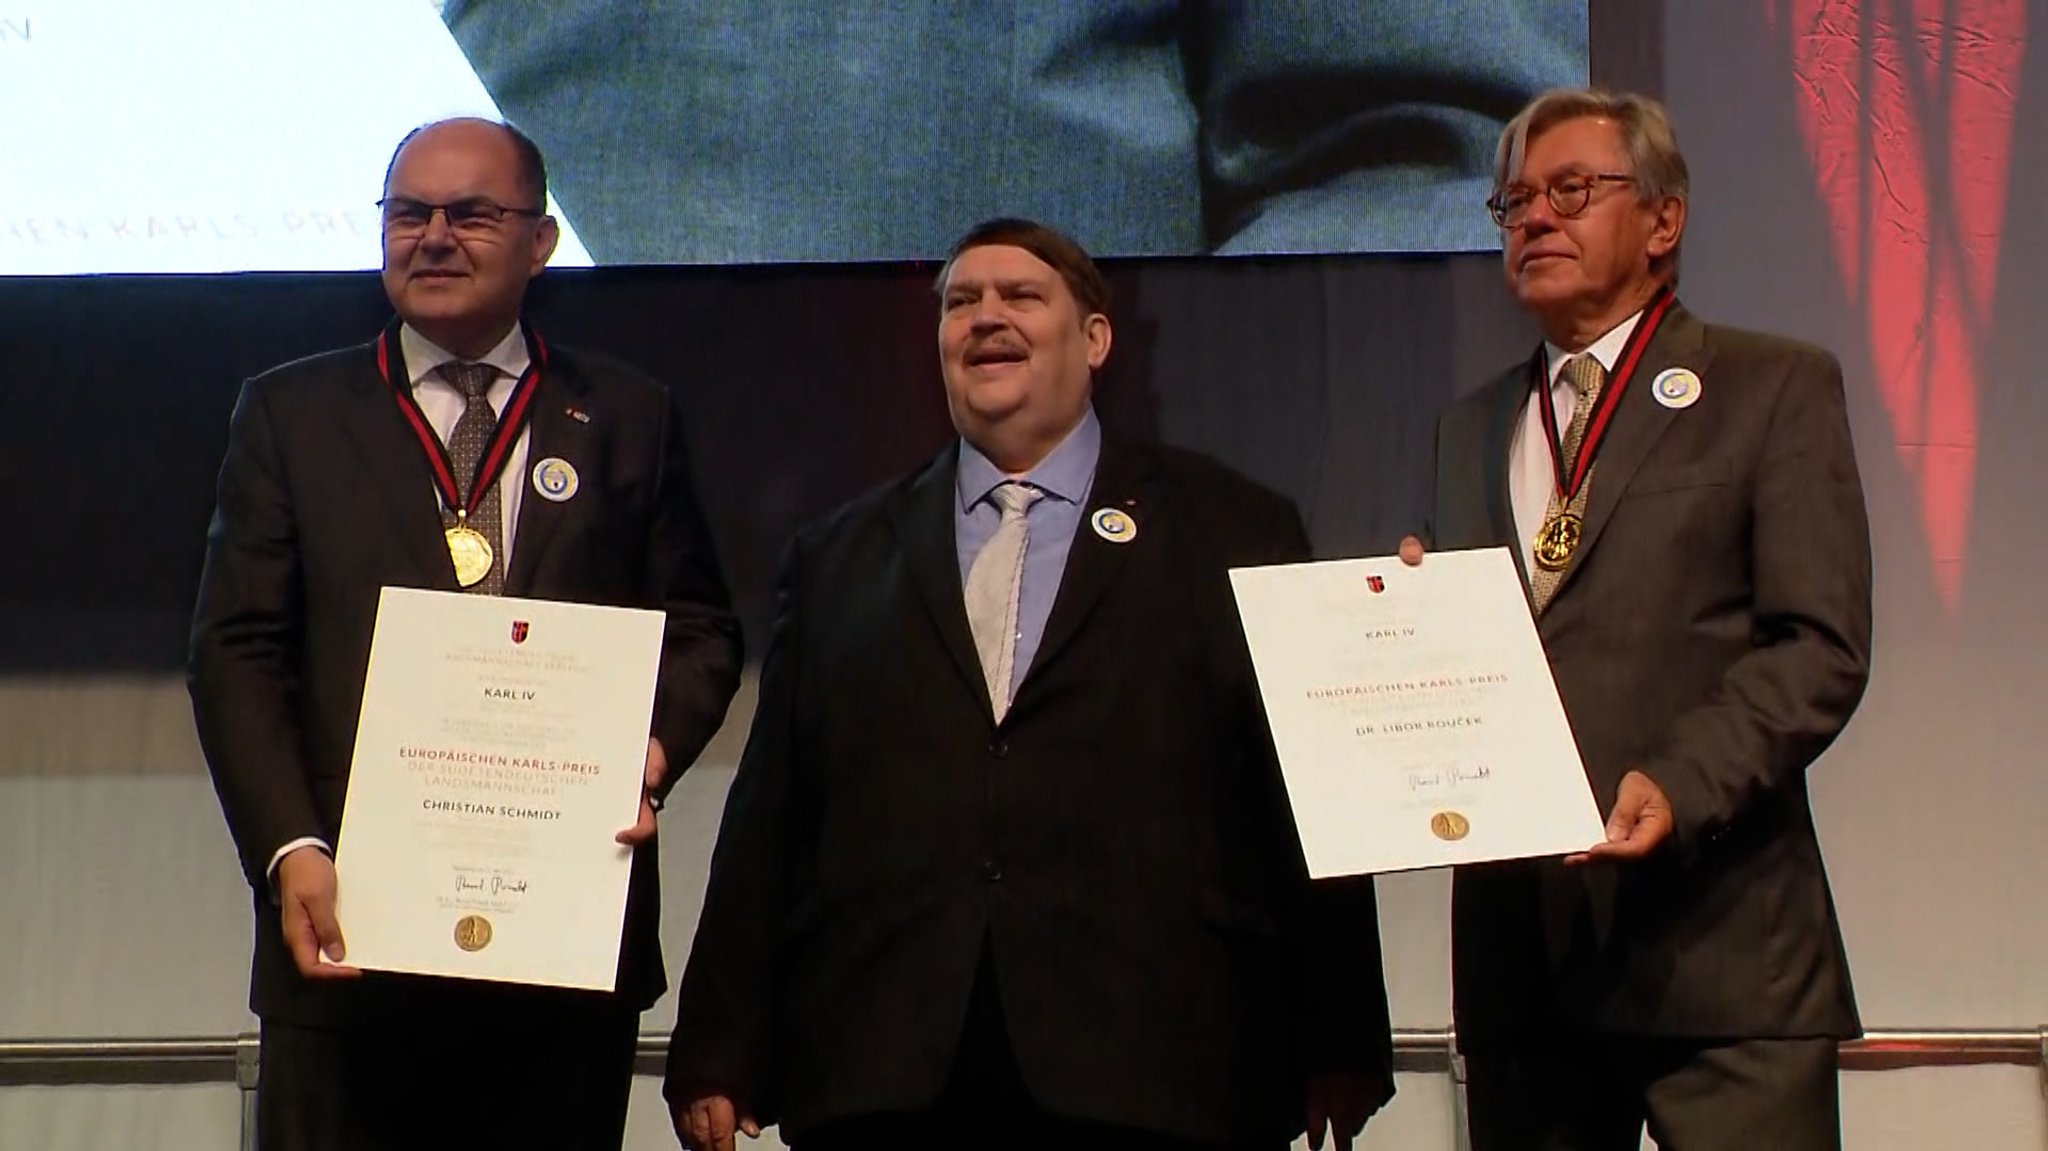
[1771, 0, 2026, 607]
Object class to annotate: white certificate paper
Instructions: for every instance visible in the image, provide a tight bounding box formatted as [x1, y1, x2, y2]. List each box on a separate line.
[1230, 547, 1602, 877]
[334, 587, 662, 989]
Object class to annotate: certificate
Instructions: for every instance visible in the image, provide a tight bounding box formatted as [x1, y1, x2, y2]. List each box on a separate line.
[1230, 547, 1602, 877]
[333, 587, 662, 989]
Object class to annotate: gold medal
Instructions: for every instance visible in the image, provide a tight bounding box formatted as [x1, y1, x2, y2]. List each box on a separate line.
[445, 523, 494, 587]
[1430, 811, 1471, 842]
[1532, 512, 1581, 572]
[453, 914, 493, 952]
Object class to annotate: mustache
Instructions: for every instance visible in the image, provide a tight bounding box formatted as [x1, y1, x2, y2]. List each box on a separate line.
[964, 339, 1028, 363]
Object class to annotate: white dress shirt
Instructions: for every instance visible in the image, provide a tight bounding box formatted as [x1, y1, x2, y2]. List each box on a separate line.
[1507, 311, 1643, 578]
[399, 321, 532, 568]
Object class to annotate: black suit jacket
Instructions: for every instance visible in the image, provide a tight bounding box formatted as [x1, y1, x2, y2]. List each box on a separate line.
[1430, 304, 1869, 1046]
[188, 325, 742, 1028]
[664, 437, 1392, 1143]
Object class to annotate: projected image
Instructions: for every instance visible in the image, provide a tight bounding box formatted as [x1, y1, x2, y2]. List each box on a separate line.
[2, 1, 1586, 275]
[0, 0, 595, 276]
[448, 0, 1587, 262]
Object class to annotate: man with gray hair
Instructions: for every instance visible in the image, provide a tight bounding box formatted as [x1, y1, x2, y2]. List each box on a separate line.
[1420, 88, 1872, 1148]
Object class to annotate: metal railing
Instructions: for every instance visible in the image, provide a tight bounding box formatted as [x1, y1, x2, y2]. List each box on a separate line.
[2, 1027, 2042, 1149]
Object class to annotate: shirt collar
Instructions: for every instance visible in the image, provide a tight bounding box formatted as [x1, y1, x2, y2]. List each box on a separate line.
[1543, 309, 1643, 390]
[400, 322, 531, 389]
[957, 407, 1102, 513]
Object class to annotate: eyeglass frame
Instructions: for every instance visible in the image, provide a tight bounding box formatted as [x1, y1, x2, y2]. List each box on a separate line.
[375, 196, 550, 236]
[1486, 173, 1636, 230]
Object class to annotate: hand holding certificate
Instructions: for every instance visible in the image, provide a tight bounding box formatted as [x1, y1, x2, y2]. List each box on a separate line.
[1230, 546, 1602, 877]
[332, 587, 663, 990]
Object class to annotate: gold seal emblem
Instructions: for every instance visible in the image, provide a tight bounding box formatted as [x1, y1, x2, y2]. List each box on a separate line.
[453, 914, 493, 952]
[1430, 811, 1471, 842]
[1532, 512, 1581, 572]
[445, 525, 495, 587]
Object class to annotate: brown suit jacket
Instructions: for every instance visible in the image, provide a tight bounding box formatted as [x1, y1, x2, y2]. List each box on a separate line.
[1430, 303, 1869, 1046]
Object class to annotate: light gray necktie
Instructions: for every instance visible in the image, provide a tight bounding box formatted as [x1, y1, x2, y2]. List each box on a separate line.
[441, 361, 505, 596]
[964, 481, 1042, 721]
[1530, 353, 1606, 615]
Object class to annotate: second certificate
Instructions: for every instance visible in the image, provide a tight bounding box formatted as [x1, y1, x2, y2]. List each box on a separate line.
[1231, 547, 1603, 877]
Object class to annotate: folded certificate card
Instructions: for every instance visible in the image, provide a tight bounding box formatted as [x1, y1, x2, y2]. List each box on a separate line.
[1230, 547, 1603, 877]
[335, 587, 662, 989]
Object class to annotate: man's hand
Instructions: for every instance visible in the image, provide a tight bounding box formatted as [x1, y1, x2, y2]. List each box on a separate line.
[1566, 769, 1674, 864]
[671, 1091, 759, 1151]
[276, 846, 360, 979]
[1306, 1069, 1392, 1150]
[617, 737, 668, 846]
[1398, 534, 1426, 566]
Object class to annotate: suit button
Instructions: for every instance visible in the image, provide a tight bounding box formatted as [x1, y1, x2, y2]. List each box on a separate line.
[989, 741, 1010, 758]
[982, 860, 1003, 882]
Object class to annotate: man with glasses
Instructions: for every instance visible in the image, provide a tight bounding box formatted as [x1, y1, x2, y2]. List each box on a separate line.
[189, 117, 743, 1149]
[1418, 88, 1871, 1148]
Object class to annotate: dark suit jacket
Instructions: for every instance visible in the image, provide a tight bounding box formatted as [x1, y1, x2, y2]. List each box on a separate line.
[188, 325, 742, 1029]
[664, 437, 1392, 1143]
[1429, 304, 1869, 1047]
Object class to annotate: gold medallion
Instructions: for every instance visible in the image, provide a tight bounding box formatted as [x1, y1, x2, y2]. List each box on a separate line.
[454, 914, 493, 952]
[1532, 512, 1581, 572]
[1430, 811, 1471, 842]
[445, 524, 494, 587]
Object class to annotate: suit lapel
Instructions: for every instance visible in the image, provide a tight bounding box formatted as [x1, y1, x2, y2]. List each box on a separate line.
[504, 363, 591, 596]
[886, 445, 991, 710]
[339, 339, 461, 589]
[1482, 364, 1534, 584]
[1019, 438, 1153, 690]
[1550, 304, 1712, 604]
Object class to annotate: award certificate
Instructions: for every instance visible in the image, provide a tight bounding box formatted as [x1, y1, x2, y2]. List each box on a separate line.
[1230, 547, 1602, 876]
[333, 586, 661, 989]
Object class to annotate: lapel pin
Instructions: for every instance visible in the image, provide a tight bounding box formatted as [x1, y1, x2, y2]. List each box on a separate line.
[531, 457, 580, 502]
[1651, 368, 1702, 410]
[1091, 507, 1137, 544]
[565, 405, 591, 424]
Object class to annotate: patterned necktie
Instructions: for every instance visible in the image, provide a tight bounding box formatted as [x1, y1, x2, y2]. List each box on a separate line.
[1530, 354, 1607, 615]
[441, 361, 506, 596]
[963, 481, 1042, 721]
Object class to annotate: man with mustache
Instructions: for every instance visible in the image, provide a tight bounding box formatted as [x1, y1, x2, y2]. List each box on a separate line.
[189, 117, 743, 1149]
[1421, 88, 1871, 1149]
[665, 218, 1394, 1151]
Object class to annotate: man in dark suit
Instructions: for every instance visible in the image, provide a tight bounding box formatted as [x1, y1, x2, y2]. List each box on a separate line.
[664, 219, 1394, 1151]
[188, 117, 743, 1150]
[1421, 89, 1871, 1148]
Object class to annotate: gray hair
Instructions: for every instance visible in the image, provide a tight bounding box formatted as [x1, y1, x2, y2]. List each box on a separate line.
[1496, 88, 1689, 203]
[1495, 87, 1689, 275]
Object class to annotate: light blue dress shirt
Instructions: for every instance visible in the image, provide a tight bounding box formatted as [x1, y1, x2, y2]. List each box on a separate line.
[954, 409, 1102, 706]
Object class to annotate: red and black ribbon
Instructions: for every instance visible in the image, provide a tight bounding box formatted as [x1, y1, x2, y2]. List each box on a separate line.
[1530, 287, 1676, 505]
[375, 319, 549, 523]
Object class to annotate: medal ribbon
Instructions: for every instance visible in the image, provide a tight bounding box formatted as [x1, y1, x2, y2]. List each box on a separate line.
[1531, 288, 1676, 504]
[375, 319, 549, 523]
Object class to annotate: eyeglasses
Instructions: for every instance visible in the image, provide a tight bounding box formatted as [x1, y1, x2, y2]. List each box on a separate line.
[377, 196, 547, 237]
[1487, 174, 1635, 229]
